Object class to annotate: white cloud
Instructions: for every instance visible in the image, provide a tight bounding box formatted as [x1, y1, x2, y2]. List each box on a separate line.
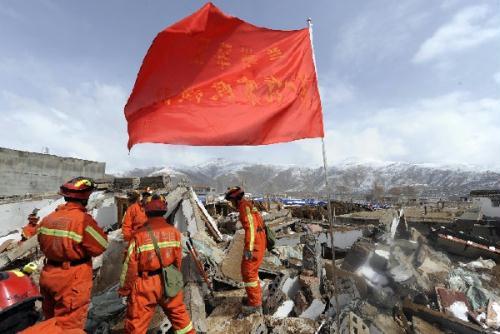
[0, 82, 231, 173]
[319, 81, 355, 107]
[298, 91, 500, 170]
[413, 5, 500, 63]
[494, 71, 500, 84]
[335, 1, 430, 64]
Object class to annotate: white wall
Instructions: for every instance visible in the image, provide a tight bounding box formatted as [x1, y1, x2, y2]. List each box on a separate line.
[0, 198, 57, 236]
[473, 197, 500, 218]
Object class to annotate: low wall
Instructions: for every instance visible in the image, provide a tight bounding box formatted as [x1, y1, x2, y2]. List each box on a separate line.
[0, 147, 105, 196]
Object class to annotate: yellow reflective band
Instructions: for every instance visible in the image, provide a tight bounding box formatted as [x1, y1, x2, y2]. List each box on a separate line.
[243, 280, 258, 287]
[74, 179, 91, 188]
[120, 241, 135, 287]
[122, 211, 127, 223]
[8, 270, 25, 277]
[175, 322, 193, 334]
[246, 206, 255, 252]
[38, 227, 83, 243]
[137, 241, 181, 253]
[85, 226, 108, 249]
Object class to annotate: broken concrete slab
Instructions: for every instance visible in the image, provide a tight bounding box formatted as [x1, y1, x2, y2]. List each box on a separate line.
[403, 298, 486, 334]
[293, 290, 309, 316]
[298, 274, 322, 302]
[281, 276, 301, 300]
[299, 299, 325, 320]
[220, 230, 245, 282]
[339, 312, 369, 334]
[265, 316, 319, 334]
[92, 229, 126, 294]
[302, 234, 321, 277]
[206, 301, 267, 334]
[184, 282, 208, 333]
[486, 300, 500, 329]
[0, 234, 38, 269]
[273, 300, 294, 319]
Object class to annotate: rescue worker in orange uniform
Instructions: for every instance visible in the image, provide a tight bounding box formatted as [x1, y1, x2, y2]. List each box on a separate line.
[119, 195, 195, 334]
[122, 190, 148, 242]
[37, 177, 108, 330]
[21, 209, 40, 241]
[225, 187, 266, 315]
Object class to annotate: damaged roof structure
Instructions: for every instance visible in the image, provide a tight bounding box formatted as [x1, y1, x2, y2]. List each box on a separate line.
[1, 182, 500, 334]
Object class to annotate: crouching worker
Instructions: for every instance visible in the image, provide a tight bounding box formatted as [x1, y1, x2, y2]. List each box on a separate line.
[21, 209, 40, 241]
[119, 195, 195, 334]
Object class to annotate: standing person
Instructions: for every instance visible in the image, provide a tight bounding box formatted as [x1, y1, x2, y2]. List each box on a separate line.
[225, 187, 266, 315]
[21, 209, 40, 241]
[122, 190, 148, 242]
[37, 177, 108, 330]
[119, 195, 195, 334]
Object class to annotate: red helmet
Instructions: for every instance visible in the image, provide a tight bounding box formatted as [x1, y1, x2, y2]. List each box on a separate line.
[144, 195, 167, 213]
[225, 186, 244, 201]
[59, 177, 95, 200]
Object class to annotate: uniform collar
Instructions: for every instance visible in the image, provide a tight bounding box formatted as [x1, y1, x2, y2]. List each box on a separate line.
[57, 201, 87, 212]
[147, 216, 167, 225]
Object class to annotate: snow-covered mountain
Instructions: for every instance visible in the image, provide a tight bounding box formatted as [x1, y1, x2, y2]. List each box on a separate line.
[121, 159, 500, 198]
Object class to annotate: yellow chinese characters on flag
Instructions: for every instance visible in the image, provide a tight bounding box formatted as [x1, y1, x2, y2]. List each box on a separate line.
[125, 2, 324, 149]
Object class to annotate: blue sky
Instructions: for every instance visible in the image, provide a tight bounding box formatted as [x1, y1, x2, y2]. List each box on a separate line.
[1, 0, 499, 173]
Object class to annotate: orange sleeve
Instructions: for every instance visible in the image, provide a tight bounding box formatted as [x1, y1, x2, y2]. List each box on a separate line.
[82, 216, 108, 257]
[119, 239, 138, 296]
[122, 205, 134, 242]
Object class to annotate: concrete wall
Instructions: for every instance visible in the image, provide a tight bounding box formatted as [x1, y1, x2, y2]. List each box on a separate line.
[0, 147, 105, 196]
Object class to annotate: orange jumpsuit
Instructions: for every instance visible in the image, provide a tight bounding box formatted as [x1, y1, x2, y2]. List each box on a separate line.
[21, 223, 38, 240]
[239, 199, 266, 307]
[37, 202, 108, 330]
[122, 202, 148, 242]
[119, 217, 195, 334]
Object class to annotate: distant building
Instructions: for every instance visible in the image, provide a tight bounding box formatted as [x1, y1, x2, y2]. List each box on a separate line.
[192, 184, 216, 204]
[470, 190, 500, 219]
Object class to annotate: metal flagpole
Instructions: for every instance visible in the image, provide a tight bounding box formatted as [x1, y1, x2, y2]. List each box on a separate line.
[307, 18, 340, 331]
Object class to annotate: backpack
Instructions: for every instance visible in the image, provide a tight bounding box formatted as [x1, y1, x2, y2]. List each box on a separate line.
[264, 223, 276, 251]
[146, 226, 184, 298]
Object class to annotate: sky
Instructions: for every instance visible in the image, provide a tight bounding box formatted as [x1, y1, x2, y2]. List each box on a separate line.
[1, 0, 499, 173]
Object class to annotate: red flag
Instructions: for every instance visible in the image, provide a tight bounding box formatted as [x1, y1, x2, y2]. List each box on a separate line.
[125, 2, 324, 149]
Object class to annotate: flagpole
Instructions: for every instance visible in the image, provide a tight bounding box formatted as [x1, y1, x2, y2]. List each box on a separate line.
[307, 18, 340, 331]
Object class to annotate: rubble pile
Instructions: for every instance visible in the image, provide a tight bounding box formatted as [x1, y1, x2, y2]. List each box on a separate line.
[1, 184, 499, 333]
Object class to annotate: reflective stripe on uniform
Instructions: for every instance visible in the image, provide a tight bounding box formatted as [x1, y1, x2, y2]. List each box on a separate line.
[175, 322, 193, 334]
[243, 280, 258, 288]
[120, 241, 135, 287]
[85, 225, 108, 249]
[38, 227, 83, 243]
[137, 241, 181, 253]
[245, 206, 255, 252]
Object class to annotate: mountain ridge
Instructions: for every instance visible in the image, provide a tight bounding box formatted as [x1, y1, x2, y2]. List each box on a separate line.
[121, 159, 500, 198]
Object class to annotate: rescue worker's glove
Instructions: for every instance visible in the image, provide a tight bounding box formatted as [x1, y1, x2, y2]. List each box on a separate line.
[244, 250, 253, 260]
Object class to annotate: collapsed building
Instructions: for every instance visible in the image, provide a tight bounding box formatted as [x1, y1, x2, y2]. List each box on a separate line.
[0, 182, 499, 333]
